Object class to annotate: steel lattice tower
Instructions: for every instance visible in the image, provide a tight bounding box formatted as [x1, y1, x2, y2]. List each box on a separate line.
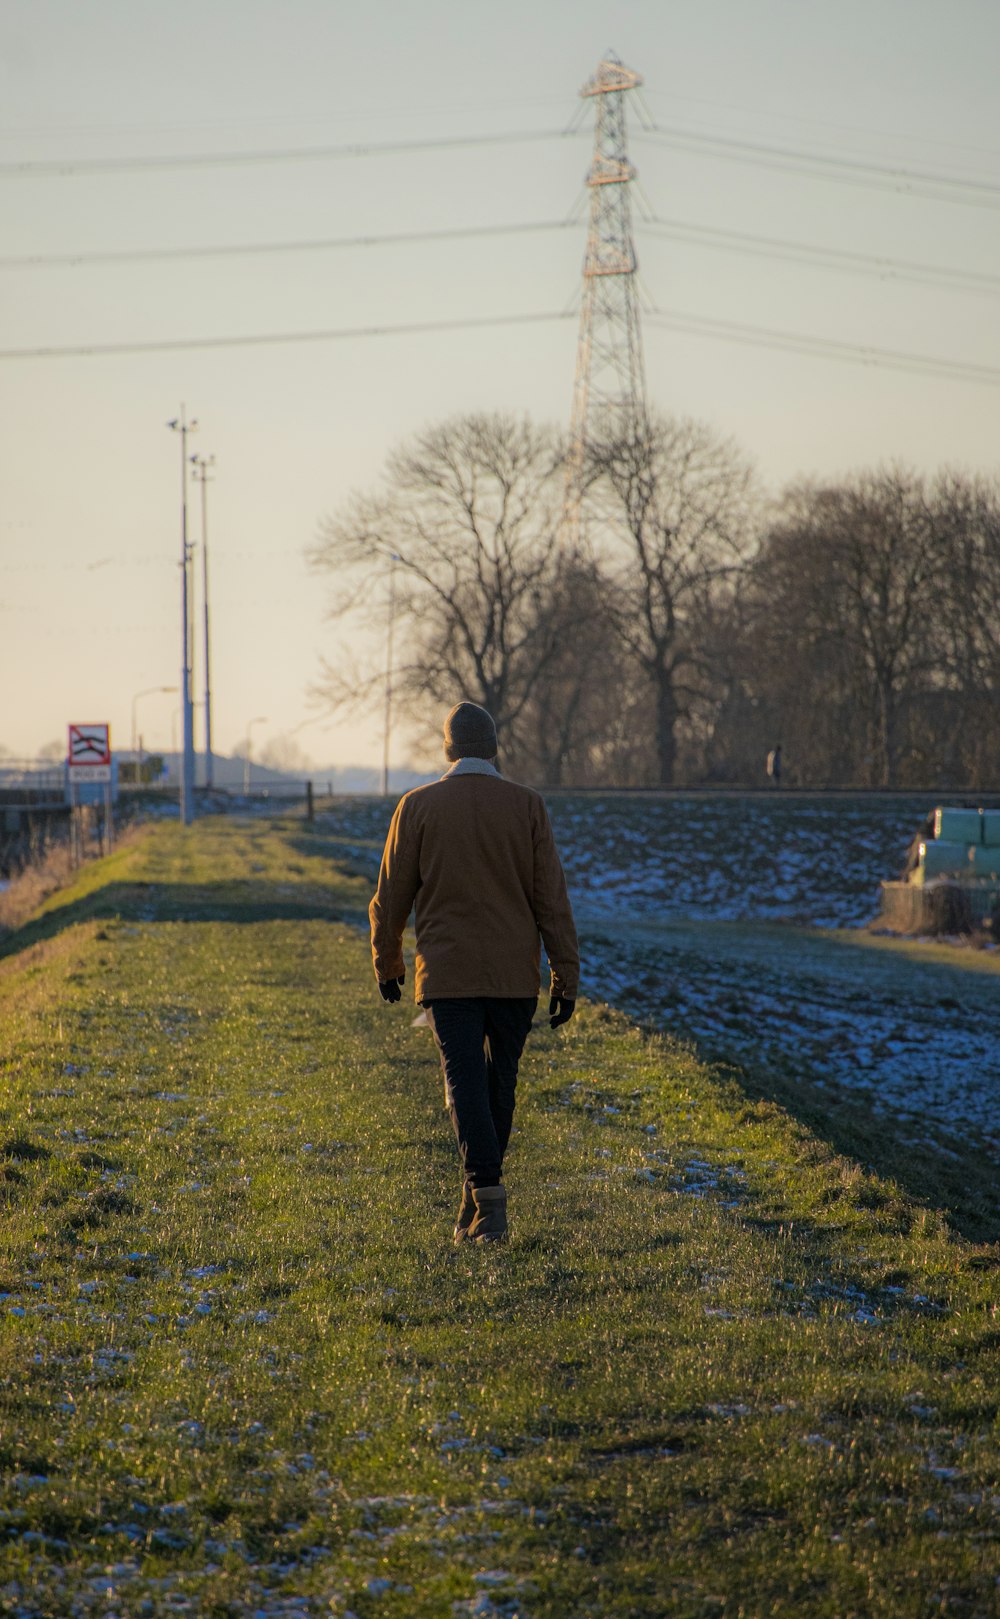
[564, 54, 646, 548]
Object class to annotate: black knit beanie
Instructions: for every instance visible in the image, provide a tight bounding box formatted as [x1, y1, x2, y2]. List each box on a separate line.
[443, 702, 498, 761]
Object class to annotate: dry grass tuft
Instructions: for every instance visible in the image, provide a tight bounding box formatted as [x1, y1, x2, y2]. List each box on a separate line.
[0, 841, 77, 936]
[0, 822, 142, 939]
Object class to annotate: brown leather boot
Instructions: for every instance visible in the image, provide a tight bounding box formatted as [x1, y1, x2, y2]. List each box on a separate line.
[468, 1184, 508, 1243]
[453, 1181, 475, 1244]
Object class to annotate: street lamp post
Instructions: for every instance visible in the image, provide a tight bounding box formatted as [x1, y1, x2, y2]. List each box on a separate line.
[131, 685, 177, 785]
[190, 454, 216, 790]
[243, 716, 268, 796]
[167, 406, 198, 825]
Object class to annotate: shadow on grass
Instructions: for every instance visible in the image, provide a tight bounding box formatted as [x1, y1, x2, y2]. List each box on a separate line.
[706, 1041, 1000, 1247]
[0, 879, 368, 961]
[284, 830, 382, 879]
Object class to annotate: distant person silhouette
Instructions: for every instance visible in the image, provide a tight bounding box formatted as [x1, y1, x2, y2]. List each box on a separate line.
[766, 744, 783, 787]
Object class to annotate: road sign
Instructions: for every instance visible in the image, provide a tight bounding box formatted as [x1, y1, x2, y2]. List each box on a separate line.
[68, 723, 111, 769]
[69, 764, 112, 783]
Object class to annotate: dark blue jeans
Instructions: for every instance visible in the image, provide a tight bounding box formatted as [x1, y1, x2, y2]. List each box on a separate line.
[422, 997, 537, 1188]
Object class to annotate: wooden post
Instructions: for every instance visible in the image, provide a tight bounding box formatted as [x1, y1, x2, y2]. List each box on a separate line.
[306, 780, 315, 824]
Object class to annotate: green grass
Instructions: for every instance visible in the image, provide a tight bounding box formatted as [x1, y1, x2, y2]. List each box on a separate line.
[0, 818, 997, 1618]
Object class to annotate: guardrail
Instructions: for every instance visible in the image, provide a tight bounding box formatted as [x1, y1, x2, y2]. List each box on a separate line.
[118, 780, 321, 799]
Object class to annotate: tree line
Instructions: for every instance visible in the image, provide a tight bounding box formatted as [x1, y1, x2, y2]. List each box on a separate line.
[309, 410, 1000, 789]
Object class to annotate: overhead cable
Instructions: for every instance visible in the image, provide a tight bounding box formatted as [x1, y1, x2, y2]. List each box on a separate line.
[0, 127, 578, 179]
[644, 218, 1000, 296]
[0, 309, 575, 361]
[0, 218, 575, 270]
[636, 125, 1000, 207]
[1, 305, 997, 389]
[647, 310, 1000, 386]
[6, 215, 995, 301]
[4, 119, 999, 206]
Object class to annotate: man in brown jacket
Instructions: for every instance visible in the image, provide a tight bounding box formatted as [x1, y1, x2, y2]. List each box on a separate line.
[369, 701, 579, 1244]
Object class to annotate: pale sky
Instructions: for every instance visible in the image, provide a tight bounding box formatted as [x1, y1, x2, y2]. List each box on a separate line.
[2, 0, 998, 769]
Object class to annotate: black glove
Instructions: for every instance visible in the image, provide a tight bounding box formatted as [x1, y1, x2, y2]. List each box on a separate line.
[378, 977, 403, 1003]
[549, 995, 575, 1029]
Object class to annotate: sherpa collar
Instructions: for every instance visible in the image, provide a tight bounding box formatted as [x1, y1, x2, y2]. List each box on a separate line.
[441, 757, 500, 779]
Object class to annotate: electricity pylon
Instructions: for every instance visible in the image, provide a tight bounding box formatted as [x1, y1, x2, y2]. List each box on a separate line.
[564, 53, 647, 549]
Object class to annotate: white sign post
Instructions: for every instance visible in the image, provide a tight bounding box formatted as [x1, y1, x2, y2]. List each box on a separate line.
[67, 724, 113, 859]
[68, 723, 112, 782]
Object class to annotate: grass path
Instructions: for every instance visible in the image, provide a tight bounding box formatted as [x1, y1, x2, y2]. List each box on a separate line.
[0, 819, 997, 1618]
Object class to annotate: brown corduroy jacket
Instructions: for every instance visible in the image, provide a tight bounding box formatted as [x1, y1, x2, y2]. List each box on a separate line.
[369, 766, 580, 1003]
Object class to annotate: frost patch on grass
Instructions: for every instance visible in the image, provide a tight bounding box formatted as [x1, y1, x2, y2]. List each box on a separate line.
[582, 925, 1000, 1154]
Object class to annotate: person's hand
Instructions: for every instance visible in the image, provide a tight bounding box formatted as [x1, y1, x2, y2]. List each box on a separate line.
[549, 995, 575, 1029]
[378, 977, 404, 1003]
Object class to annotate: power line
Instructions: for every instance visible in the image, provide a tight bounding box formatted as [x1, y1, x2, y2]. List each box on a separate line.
[644, 218, 1000, 297]
[636, 124, 1000, 208]
[4, 117, 999, 207]
[0, 218, 575, 270]
[2, 302, 997, 390]
[0, 93, 570, 142]
[0, 127, 578, 179]
[647, 309, 1000, 387]
[640, 86, 1000, 165]
[7, 213, 995, 303]
[0, 309, 575, 361]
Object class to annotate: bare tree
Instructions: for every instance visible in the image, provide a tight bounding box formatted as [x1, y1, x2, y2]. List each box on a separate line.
[759, 471, 947, 787]
[588, 412, 760, 785]
[516, 553, 635, 785]
[309, 414, 571, 763]
[931, 471, 1000, 784]
[727, 513, 861, 786]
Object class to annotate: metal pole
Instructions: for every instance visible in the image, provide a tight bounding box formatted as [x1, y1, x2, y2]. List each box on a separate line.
[192, 454, 216, 790]
[201, 468, 212, 791]
[167, 407, 198, 825]
[180, 412, 193, 824]
[381, 554, 397, 797]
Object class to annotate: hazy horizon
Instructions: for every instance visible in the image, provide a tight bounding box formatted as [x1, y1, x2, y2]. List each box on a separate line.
[3, 0, 998, 768]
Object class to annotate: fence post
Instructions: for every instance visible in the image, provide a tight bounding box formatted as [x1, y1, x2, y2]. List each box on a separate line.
[306, 780, 315, 823]
[70, 780, 80, 868]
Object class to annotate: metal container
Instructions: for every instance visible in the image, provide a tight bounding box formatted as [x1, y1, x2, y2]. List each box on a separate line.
[982, 810, 1000, 848]
[919, 839, 974, 878]
[933, 807, 983, 844]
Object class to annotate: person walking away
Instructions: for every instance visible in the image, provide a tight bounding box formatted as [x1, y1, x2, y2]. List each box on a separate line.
[369, 701, 580, 1244]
